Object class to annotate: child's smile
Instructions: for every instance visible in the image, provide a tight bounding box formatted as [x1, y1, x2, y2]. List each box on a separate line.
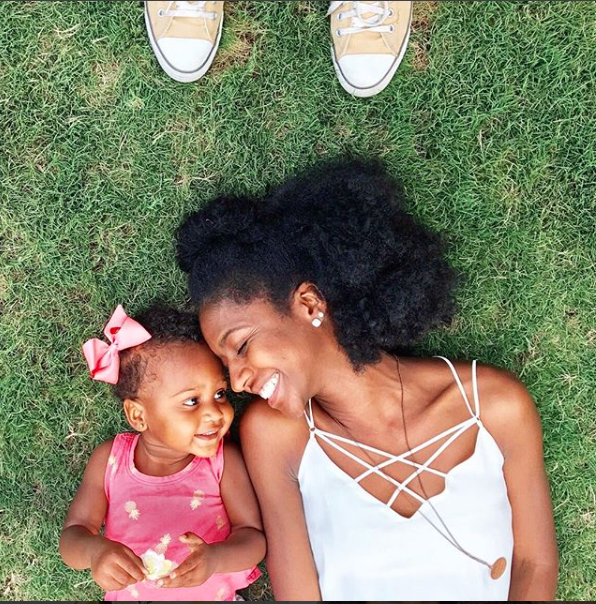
[195, 428, 221, 441]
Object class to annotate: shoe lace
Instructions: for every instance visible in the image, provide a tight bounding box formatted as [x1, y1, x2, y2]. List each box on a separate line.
[327, 1, 394, 36]
[159, 1, 217, 20]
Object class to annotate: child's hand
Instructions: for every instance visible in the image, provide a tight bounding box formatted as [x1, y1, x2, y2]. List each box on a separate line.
[157, 533, 215, 589]
[90, 537, 147, 591]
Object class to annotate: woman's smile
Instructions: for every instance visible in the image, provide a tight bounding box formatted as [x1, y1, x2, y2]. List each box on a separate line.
[258, 372, 279, 401]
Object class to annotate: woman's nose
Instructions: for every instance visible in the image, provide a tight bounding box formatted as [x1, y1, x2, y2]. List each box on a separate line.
[229, 359, 252, 393]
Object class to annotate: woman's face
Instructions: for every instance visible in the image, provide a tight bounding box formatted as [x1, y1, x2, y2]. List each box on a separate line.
[200, 291, 328, 419]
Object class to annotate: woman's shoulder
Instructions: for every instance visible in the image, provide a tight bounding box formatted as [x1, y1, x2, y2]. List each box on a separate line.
[241, 397, 307, 431]
[240, 397, 310, 468]
[476, 362, 543, 454]
[463, 360, 537, 420]
[409, 356, 527, 403]
[432, 358, 535, 420]
[438, 358, 542, 457]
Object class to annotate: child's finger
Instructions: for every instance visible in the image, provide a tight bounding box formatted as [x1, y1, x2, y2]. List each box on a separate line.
[179, 532, 206, 549]
[159, 575, 187, 589]
[160, 559, 209, 588]
[118, 554, 146, 582]
[109, 566, 137, 588]
[124, 548, 149, 576]
[160, 569, 205, 590]
[164, 556, 199, 583]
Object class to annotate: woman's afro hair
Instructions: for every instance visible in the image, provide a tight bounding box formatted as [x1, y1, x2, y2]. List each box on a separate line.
[176, 159, 457, 369]
[113, 305, 203, 401]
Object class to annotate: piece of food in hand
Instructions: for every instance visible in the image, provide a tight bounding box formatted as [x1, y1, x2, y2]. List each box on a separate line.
[141, 548, 177, 581]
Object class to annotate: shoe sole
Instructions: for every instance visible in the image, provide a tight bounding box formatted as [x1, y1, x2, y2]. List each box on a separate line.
[144, 1, 224, 83]
[331, 9, 412, 98]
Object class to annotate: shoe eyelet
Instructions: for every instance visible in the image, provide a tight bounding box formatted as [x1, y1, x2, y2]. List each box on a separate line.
[389, 25, 395, 32]
[338, 12, 343, 20]
[389, 9, 394, 17]
[336, 29, 342, 37]
[158, 9, 164, 17]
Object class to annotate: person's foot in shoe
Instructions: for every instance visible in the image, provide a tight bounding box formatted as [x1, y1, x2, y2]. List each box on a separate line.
[327, 1, 413, 98]
[144, 1, 224, 83]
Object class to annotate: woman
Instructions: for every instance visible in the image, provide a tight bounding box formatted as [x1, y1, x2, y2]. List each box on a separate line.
[176, 160, 558, 601]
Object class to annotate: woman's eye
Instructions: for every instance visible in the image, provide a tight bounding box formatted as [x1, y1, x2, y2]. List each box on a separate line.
[237, 340, 248, 355]
[214, 389, 227, 401]
[183, 397, 199, 407]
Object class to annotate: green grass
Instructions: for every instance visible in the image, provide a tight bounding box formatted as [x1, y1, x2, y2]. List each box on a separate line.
[1, 0, 595, 600]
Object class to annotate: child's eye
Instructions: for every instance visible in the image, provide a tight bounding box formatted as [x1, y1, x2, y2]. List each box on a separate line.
[237, 340, 248, 356]
[214, 389, 227, 401]
[183, 397, 199, 407]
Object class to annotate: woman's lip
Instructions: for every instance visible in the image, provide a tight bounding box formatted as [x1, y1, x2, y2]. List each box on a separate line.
[266, 374, 282, 408]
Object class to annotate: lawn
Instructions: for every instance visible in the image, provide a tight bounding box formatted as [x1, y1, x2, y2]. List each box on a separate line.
[1, 0, 595, 600]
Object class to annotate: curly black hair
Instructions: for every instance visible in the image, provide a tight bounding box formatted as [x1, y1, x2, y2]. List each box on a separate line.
[113, 305, 203, 401]
[176, 159, 457, 369]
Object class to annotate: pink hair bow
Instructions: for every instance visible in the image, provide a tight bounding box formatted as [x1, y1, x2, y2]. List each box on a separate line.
[82, 305, 152, 384]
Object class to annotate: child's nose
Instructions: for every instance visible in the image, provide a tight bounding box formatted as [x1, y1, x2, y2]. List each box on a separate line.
[202, 400, 224, 421]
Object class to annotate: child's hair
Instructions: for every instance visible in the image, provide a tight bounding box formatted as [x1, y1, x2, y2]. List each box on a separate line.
[176, 159, 458, 370]
[114, 305, 203, 401]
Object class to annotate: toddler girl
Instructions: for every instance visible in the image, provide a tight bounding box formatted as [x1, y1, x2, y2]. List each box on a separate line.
[59, 304, 265, 601]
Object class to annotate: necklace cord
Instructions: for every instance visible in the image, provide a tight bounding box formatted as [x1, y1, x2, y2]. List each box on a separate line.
[395, 357, 492, 570]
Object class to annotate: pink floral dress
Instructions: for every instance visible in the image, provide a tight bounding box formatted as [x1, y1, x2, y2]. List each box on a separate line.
[103, 433, 260, 601]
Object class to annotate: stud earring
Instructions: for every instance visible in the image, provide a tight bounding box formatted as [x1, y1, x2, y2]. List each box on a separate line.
[138, 423, 145, 430]
[312, 311, 324, 328]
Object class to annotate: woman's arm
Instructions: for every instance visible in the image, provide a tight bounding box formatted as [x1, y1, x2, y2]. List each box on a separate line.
[59, 439, 146, 590]
[479, 366, 559, 600]
[240, 399, 322, 601]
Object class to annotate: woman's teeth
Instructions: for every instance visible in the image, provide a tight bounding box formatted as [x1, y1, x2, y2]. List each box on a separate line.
[260, 373, 279, 400]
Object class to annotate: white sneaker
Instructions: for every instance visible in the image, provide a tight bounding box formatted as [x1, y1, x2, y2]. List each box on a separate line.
[328, 1, 413, 98]
[144, 1, 224, 83]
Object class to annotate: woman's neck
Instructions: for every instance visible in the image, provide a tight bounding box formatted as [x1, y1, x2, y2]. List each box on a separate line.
[312, 352, 411, 431]
[133, 433, 194, 477]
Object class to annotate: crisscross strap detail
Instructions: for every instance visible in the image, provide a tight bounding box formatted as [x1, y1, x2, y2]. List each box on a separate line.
[315, 418, 477, 509]
[302, 359, 482, 510]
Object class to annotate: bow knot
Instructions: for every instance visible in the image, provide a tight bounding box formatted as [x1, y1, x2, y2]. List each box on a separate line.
[82, 305, 152, 384]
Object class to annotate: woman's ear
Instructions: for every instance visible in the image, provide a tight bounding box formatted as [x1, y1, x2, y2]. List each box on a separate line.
[123, 399, 147, 432]
[292, 282, 328, 327]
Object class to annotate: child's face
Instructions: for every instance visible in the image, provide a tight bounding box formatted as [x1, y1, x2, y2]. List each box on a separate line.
[137, 342, 234, 458]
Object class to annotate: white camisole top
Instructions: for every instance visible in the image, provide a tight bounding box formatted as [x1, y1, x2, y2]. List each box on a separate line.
[298, 358, 513, 601]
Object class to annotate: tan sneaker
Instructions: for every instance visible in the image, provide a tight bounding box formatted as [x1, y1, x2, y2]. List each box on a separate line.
[327, 1, 412, 97]
[144, 1, 224, 83]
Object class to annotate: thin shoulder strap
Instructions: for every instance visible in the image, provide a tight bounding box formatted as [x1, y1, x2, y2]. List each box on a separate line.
[471, 359, 481, 418]
[304, 398, 315, 430]
[435, 357, 479, 419]
[104, 433, 131, 501]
